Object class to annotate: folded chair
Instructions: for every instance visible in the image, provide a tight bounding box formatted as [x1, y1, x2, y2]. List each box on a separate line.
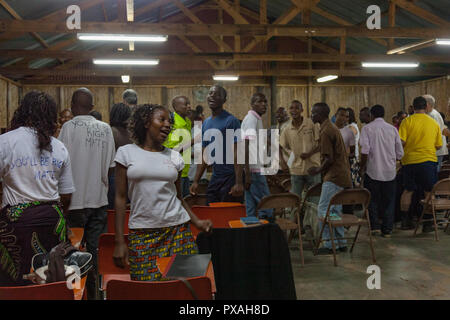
[315, 188, 375, 266]
[256, 193, 304, 266]
[414, 178, 450, 241]
[106, 277, 212, 300]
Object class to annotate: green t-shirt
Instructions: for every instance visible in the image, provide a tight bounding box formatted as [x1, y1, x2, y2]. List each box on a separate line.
[163, 112, 192, 177]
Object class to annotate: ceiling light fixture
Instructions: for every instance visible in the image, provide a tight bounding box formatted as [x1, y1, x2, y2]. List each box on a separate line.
[78, 33, 168, 42]
[212, 75, 239, 81]
[93, 59, 159, 65]
[436, 39, 450, 45]
[316, 75, 338, 83]
[121, 75, 130, 83]
[362, 62, 419, 68]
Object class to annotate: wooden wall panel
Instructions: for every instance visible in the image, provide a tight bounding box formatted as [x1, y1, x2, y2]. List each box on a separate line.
[0, 79, 7, 128]
[22, 85, 59, 108]
[223, 85, 256, 122]
[7, 83, 19, 127]
[324, 86, 366, 123]
[367, 86, 403, 121]
[425, 78, 448, 114]
[403, 83, 423, 109]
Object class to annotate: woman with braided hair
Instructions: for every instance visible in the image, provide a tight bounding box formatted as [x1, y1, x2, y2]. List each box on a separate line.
[0, 90, 75, 286]
[113, 104, 212, 281]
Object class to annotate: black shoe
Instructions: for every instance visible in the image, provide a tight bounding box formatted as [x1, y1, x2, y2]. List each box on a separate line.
[338, 247, 348, 253]
[316, 248, 336, 255]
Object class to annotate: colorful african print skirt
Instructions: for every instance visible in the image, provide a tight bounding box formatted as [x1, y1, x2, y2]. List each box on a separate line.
[128, 222, 198, 281]
[350, 157, 362, 188]
[0, 202, 67, 286]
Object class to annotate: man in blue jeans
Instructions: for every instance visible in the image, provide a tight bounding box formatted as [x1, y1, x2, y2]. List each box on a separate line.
[241, 93, 273, 220]
[308, 103, 352, 255]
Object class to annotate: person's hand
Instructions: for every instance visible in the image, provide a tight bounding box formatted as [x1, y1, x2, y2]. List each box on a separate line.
[113, 241, 129, 269]
[245, 172, 252, 190]
[195, 219, 213, 233]
[190, 181, 199, 195]
[229, 183, 244, 197]
[300, 152, 310, 160]
[307, 166, 320, 176]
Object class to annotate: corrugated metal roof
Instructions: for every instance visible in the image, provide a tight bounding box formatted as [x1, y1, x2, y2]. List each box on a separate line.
[0, 0, 448, 75]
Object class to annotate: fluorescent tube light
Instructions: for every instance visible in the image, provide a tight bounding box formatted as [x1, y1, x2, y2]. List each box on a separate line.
[78, 33, 168, 42]
[316, 75, 338, 83]
[213, 75, 239, 81]
[436, 39, 450, 45]
[93, 59, 159, 65]
[362, 62, 419, 68]
[121, 75, 130, 83]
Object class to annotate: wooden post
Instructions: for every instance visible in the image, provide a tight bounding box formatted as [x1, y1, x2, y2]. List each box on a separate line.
[270, 76, 277, 126]
[161, 86, 168, 107]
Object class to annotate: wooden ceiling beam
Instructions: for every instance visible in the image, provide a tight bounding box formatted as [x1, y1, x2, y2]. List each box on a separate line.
[1, 49, 449, 63]
[212, 0, 249, 24]
[2, 21, 448, 38]
[2, 67, 446, 77]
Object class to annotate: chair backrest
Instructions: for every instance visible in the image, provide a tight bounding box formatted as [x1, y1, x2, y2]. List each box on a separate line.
[328, 188, 371, 209]
[98, 233, 129, 275]
[438, 170, 450, 180]
[304, 182, 322, 199]
[209, 202, 245, 208]
[106, 210, 130, 234]
[256, 193, 301, 218]
[431, 178, 450, 197]
[281, 178, 292, 192]
[183, 194, 208, 207]
[0, 281, 74, 300]
[190, 205, 247, 237]
[106, 277, 212, 300]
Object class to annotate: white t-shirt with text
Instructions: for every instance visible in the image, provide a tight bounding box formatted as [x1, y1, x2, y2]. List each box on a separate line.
[114, 144, 190, 229]
[58, 115, 115, 210]
[0, 127, 75, 207]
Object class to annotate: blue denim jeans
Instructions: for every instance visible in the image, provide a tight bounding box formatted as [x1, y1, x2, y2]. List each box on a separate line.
[317, 182, 347, 249]
[245, 172, 273, 218]
[364, 174, 396, 234]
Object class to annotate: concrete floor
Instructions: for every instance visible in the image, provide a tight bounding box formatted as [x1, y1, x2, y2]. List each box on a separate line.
[288, 224, 450, 300]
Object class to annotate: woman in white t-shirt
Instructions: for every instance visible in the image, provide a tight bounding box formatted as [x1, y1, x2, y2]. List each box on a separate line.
[0, 91, 75, 286]
[113, 104, 212, 281]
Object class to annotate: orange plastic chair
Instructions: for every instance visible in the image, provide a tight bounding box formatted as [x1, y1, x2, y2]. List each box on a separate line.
[0, 281, 74, 300]
[106, 277, 212, 300]
[106, 210, 130, 234]
[68, 227, 84, 249]
[98, 233, 130, 296]
[209, 202, 245, 207]
[190, 205, 247, 238]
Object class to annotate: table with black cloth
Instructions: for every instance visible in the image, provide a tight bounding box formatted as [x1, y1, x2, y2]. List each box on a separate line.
[196, 223, 297, 300]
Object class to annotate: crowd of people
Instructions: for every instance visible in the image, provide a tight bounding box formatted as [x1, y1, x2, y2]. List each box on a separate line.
[0, 83, 448, 299]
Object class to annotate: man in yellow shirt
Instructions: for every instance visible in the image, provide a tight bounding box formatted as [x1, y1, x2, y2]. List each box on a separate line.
[164, 96, 192, 197]
[398, 96, 442, 231]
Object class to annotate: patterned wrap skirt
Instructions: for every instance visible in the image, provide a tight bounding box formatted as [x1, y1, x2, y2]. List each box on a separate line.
[0, 202, 67, 286]
[128, 222, 198, 281]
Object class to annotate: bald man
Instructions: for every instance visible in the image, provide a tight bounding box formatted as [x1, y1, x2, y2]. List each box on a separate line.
[58, 87, 116, 300]
[163, 95, 193, 197]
